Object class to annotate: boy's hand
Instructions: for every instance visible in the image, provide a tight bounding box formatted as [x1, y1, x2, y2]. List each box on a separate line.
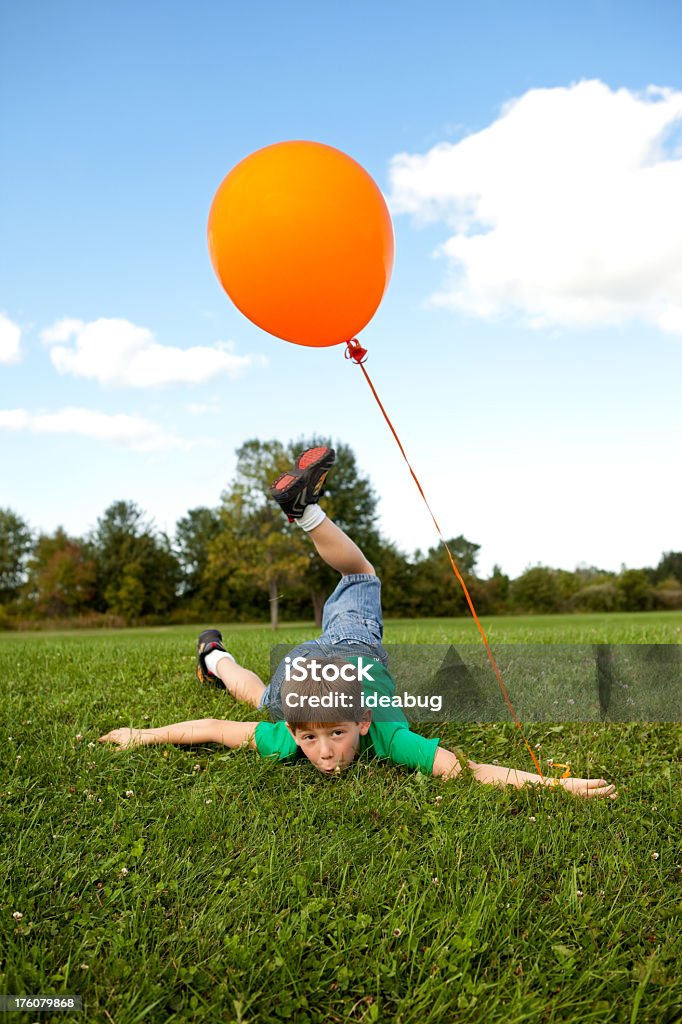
[554, 775, 617, 799]
[98, 728, 143, 749]
[470, 761, 617, 798]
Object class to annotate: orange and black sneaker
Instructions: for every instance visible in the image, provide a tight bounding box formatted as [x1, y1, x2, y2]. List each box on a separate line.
[196, 628, 228, 688]
[270, 446, 336, 521]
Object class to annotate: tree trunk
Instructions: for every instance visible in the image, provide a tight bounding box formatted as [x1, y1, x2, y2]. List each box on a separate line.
[311, 589, 325, 629]
[269, 576, 279, 630]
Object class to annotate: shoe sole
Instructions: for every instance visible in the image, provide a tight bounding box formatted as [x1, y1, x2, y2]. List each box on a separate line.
[271, 447, 335, 504]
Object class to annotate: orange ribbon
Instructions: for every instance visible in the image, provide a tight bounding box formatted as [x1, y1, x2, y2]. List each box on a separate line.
[346, 338, 546, 779]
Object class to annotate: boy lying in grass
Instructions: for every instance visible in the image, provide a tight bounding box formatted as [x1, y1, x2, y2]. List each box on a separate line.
[100, 446, 617, 799]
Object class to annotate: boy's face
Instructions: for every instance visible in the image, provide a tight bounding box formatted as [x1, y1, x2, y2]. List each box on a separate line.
[287, 717, 371, 773]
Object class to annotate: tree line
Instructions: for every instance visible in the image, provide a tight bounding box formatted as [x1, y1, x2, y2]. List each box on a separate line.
[1, 437, 681, 630]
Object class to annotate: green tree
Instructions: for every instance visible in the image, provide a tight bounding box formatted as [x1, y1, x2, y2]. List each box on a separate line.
[91, 501, 180, 622]
[555, 569, 582, 604]
[371, 539, 414, 618]
[570, 582, 621, 612]
[479, 564, 511, 615]
[569, 566, 618, 612]
[107, 570, 147, 622]
[0, 508, 32, 604]
[652, 577, 682, 610]
[24, 527, 96, 618]
[409, 536, 482, 617]
[509, 566, 564, 613]
[653, 551, 682, 585]
[616, 569, 653, 612]
[174, 507, 222, 609]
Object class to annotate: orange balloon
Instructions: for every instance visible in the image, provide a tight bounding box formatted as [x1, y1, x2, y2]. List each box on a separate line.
[207, 141, 394, 347]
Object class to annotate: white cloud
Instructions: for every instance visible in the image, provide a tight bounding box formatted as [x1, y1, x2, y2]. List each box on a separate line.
[40, 317, 268, 387]
[0, 407, 190, 453]
[0, 313, 21, 364]
[389, 80, 682, 336]
[40, 317, 85, 345]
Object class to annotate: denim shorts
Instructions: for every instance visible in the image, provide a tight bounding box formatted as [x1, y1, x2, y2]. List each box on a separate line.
[260, 573, 387, 720]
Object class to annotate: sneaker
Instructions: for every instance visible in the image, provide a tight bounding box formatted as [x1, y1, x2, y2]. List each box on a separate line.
[270, 446, 336, 521]
[197, 628, 228, 688]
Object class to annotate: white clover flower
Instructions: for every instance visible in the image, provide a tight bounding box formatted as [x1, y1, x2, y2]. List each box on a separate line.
[88, 742, 96, 749]
[79, 963, 89, 970]
[75, 734, 82, 741]
[651, 852, 660, 861]
[431, 878, 439, 886]
[119, 867, 129, 876]
[205, 799, 213, 805]
[529, 816, 536, 823]
[12, 911, 23, 921]
[125, 790, 134, 798]
[576, 890, 584, 898]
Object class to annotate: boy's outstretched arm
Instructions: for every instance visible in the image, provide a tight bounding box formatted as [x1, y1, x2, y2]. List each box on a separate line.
[432, 746, 617, 799]
[99, 718, 258, 750]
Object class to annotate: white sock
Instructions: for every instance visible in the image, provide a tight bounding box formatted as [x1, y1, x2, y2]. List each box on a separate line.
[205, 649, 236, 675]
[296, 505, 327, 532]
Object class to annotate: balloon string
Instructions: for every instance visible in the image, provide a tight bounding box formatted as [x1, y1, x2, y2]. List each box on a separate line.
[345, 339, 545, 780]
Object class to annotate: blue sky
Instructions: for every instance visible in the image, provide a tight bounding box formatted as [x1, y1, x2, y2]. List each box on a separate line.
[2, 0, 681, 578]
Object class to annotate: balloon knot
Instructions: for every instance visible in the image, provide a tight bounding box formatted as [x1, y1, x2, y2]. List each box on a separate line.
[345, 339, 368, 364]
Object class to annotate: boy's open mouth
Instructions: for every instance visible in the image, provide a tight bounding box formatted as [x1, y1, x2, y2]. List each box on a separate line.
[318, 762, 352, 774]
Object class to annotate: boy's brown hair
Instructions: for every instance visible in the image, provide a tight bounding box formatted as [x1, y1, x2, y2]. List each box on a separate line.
[281, 656, 364, 732]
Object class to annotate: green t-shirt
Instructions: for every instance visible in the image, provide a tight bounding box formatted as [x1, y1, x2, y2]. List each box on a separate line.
[254, 658, 440, 775]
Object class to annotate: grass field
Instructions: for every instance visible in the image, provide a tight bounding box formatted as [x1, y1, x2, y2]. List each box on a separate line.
[1, 612, 681, 1023]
